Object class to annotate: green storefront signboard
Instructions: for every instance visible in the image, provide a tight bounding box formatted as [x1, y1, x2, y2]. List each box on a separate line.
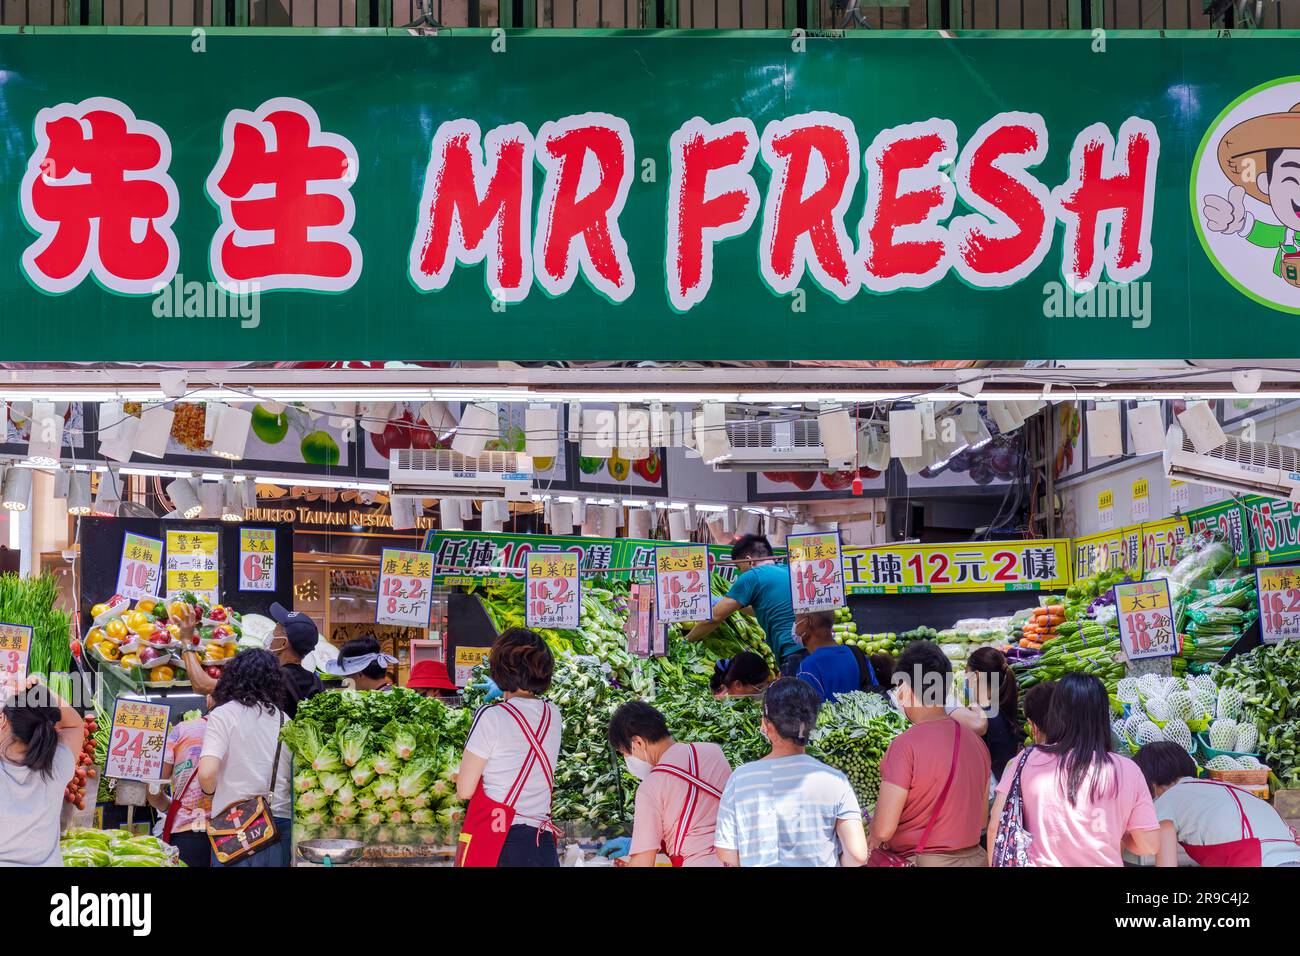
[1237, 494, 1300, 564]
[9, 32, 1300, 360]
[1185, 497, 1254, 566]
[421, 529, 756, 586]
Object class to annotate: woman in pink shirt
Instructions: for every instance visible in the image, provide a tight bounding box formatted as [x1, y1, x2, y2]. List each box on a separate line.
[603, 701, 732, 867]
[989, 673, 1161, 867]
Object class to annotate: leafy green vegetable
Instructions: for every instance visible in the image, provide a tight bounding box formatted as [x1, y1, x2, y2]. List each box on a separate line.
[397, 757, 437, 798]
[349, 757, 377, 789]
[311, 743, 343, 773]
[318, 771, 348, 796]
[337, 725, 370, 768]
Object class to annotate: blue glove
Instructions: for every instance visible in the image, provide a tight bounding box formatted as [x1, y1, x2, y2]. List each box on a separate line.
[472, 676, 503, 703]
[597, 836, 631, 859]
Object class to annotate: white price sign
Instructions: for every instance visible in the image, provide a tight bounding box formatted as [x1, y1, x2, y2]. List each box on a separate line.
[105, 698, 170, 782]
[376, 548, 434, 628]
[1114, 579, 1177, 661]
[116, 533, 163, 602]
[788, 532, 845, 612]
[525, 552, 581, 630]
[1257, 565, 1300, 644]
[1169, 479, 1190, 511]
[1131, 479, 1150, 522]
[1097, 489, 1115, 531]
[239, 528, 277, 592]
[0, 623, 32, 683]
[654, 545, 711, 624]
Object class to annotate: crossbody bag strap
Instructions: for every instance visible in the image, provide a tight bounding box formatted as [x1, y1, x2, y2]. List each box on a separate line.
[914, 719, 963, 857]
[266, 710, 285, 799]
[162, 766, 199, 841]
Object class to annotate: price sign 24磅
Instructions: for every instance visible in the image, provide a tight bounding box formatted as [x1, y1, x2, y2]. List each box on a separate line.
[1114, 579, 1177, 661]
[654, 545, 711, 624]
[1257, 565, 1300, 644]
[376, 548, 434, 628]
[788, 532, 845, 612]
[525, 551, 580, 630]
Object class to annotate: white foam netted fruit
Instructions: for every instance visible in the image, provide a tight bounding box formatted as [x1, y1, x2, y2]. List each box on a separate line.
[1116, 677, 1139, 704]
[1209, 718, 1239, 751]
[1205, 755, 1241, 772]
[1136, 721, 1164, 746]
[1166, 690, 1195, 722]
[1217, 687, 1244, 721]
[1144, 697, 1170, 723]
[1234, 723, 1259, 754]
[1138, 673, 1165, 698]
[1161, 718, 1194, 753]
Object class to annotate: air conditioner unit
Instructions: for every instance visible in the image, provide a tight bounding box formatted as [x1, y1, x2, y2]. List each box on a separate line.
[1164, 424, 1300, 502]
[389, 448, 533, 501]
[708, 418, 853, 472]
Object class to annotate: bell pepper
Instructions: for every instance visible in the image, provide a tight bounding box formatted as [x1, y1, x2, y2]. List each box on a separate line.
[632, 451, 661, 483]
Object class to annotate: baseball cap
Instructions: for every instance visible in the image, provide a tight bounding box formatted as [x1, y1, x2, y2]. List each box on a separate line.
[407, 660, 456, 692]
[269, 601, 319, 657]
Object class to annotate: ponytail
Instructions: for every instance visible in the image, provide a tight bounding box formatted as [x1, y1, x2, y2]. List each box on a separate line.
[2, 700, 63, 777]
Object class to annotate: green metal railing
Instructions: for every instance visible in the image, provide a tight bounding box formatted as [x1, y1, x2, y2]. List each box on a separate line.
[1, 0, 1292, 30]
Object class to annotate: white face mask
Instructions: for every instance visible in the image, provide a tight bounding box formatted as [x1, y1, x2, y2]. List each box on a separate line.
[623, 755, 652, 780]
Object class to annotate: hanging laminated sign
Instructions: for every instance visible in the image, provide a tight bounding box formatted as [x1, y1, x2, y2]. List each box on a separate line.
[1169, 480, 1190, 511]
[525, 551, 581, 630]
[104, 697, 170, 782]
[165, 530, 219, 605]
[1097, 489, 1116, 531]
[0, 623, 33, 682]
[1131, 478, 1150, 522]
[116, 532, 163, 602]
[1114, 579, 1177, 661]
[453, 646, 489, 688]
[376, 548, 434, 628]
[238, 528, 277, 592]
[654, 545, 711, 624]
[1256, 564, 1300, 644]
[787, 532, 846, 612]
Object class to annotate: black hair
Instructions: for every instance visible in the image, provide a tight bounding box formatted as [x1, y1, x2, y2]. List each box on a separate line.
[967, 646, 1021, 735]
[607, 701, 671, 753]
[762, 677, 821, 746]
[490, 627, 555, 694]
[892, 640, 951, 708]
[1022, 681, 1058, 739]
[212, 648, 289, 714]
[869, 653, 895, 688]
[708, 651, 770, 694]
[1042, 672, 1117, 806]
[340, 635, 388, 680]
[1134, 741, 1198, 794]
[2, 687, 62, 777]
[731, 534, 773, 562]
[1267, 148, 1284, 185]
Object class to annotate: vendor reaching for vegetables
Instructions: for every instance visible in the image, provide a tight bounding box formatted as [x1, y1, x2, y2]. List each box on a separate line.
[600, 701, 732, 867]
[685, 535, 802, 675]
[456, 627, 563, 867]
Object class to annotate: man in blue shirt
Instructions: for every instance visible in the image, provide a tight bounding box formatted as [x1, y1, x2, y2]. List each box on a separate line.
[685, 534, 803, 674]
[794, 610, 876, 703]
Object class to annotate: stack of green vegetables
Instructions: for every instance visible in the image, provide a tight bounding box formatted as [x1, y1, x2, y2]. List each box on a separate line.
[1013, 620, 1126, 695]
[0, 574, 72, 692]
[280, 688, 472, 845]
[1214, 640, 1300, 789]
[61, 828, 184, 867]
[1174, 575, 1257, 665]
[809, 691, 907, 811]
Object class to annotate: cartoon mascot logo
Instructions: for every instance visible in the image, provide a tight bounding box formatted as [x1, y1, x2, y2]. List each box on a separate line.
[1195, 77, 1300, 312]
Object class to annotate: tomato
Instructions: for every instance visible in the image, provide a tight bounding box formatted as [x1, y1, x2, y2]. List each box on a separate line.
[105, 619, 129, 640]
[205, 665, 223, 680]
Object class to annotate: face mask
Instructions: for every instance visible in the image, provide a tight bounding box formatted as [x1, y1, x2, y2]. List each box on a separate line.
[623, 755, 652, 780]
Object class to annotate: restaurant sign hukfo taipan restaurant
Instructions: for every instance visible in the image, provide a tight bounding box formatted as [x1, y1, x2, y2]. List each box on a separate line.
[6, 32, 1300, 362]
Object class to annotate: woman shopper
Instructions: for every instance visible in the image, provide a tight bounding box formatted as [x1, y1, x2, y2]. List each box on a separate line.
[0, 677, 85, 867]
[1022, 681, 1058, 745]
[1134, 741, 1300, 867]
[456, 627, 562, 867]
[602, 700, 732, 867]
[870, 641, 991, 867]
[988, 672, 1160, 867]
[147, 708, 212, 868]
[198, 650, 293, 867]
[710, 652, 771, 699]
[714, 678, 868, 867]
[963, 647, 1022, 782]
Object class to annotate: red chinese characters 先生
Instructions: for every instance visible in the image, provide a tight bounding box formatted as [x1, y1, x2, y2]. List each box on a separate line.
[207, 97, 362, 293]
[20, 97, 179, 295]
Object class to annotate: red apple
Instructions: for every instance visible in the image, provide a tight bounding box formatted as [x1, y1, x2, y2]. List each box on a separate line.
[205, 665, 223, 680]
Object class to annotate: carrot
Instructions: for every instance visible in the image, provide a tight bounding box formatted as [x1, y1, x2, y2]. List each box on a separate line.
[1044, 605, 1065, 615]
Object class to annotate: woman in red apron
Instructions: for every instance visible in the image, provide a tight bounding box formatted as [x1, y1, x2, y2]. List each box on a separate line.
[455, 628, 563, 867]
[1136, 742, 1300, 867]
[602, 701, 732, 867]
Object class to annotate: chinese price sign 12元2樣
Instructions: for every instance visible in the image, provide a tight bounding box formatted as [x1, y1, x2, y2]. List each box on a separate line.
[239, 527, 277, 592]
[525, 551, 580, 630]
[376, 548, 434, 628]
[1256, 565, 1300, 644]
[654, 545, 711, 624]
[0, 623, 33, 683]
[1114, 579, 1177, 661]
[788, 532, 845, 612]
[105, 697, 171, 782]
[116, 532, 163, 602]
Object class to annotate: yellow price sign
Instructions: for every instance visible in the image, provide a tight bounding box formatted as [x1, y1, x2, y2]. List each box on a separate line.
[1098, 490, 1114, 510]
[1114, 579, 1176, 660]
[1132, 479, 1148, 500]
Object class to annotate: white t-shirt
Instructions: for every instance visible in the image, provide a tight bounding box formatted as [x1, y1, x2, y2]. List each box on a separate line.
[1155, 778, 1300, 867]
[0, 744, 75, 866]
[201, 702, 293, 819]
[464, 698, 562, 829]
[714, 754, 861, 867]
